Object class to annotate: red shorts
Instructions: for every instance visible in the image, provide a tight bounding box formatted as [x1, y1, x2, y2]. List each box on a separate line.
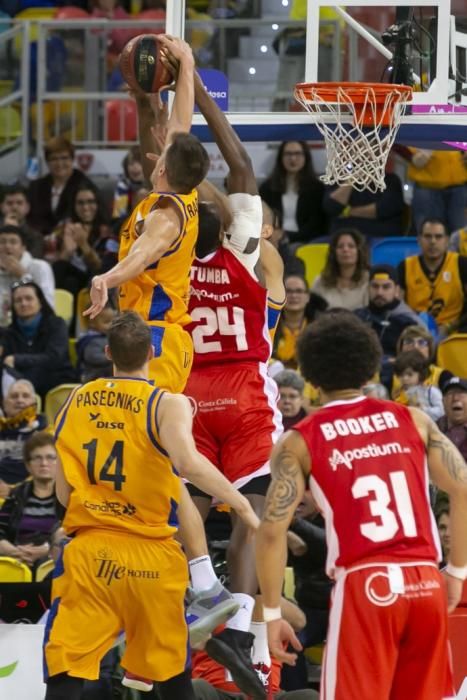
[184, 362, 282, 488]
[322, 562, 454, 700]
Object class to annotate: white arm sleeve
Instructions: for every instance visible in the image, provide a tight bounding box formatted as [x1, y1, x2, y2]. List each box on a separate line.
[224, 193, 262, 274]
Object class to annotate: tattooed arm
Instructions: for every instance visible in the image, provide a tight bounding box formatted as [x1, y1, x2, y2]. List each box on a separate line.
[255, 430, 309, 664]
[409, 407, 467, 611]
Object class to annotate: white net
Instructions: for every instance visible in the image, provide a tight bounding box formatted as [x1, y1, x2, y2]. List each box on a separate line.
[294, 83, 411, 193]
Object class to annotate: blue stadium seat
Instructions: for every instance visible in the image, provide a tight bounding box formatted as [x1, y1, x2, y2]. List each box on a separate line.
[370, 237, 420, 267]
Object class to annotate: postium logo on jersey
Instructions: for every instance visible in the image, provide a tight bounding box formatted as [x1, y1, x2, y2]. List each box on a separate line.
[328, 442, 409, 471]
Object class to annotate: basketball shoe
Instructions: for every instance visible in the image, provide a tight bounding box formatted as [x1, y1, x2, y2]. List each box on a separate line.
[205, 628, 267, 700]
[186, 580, 240, 648]
[122, 671, 153, 692]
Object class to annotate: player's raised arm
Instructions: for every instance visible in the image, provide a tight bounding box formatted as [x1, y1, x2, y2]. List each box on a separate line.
[255, 431, 308, 665]
[134, 92, 168, 183]
[157, 393, 260, 532]
[410, 406, 467, 611]
[193, 71, 256, 195]
[159, 36, 195, 142]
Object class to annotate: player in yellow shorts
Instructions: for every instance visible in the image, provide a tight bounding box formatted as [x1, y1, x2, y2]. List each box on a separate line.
[43, 311, 259, 700]
[85, 35, 209, 394]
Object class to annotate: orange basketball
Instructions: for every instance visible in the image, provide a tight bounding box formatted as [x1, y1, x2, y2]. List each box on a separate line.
[119, 34, 171, 94]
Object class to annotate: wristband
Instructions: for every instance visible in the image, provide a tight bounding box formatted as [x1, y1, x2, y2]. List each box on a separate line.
[263, 606, 282, 622]
[445, 563, 467, 581]
[341, 205, 351, 218]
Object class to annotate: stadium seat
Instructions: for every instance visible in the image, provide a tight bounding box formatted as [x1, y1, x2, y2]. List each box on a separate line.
[54, 288, 74, 326]
[370, 237, 420, 267]
[106, 100, 137, 142]
[0, 556, 32, 583]
[14, 7, 57, 44]
[283, 566, 296, 600]
[436, 334, 467, 378]
[68, 337, 78, 368]
[295, 243, 329, 287]
[35, 558, 54, 582]
[75, 287, 90, 337]
[0, 105, 21, 145]
[44, 383, 80, 424]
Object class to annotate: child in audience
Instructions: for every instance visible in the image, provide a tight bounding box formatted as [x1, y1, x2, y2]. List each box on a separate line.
[76, 304, 115, 382]
[393, 350, 444, 420]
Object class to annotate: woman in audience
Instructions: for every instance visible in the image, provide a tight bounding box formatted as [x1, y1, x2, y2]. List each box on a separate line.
[390, 325, 453, 398]
[311, 229, 370, 310]
[275, 369, 307, 430]
[0, 432, 60, 572]
[259, 141, 327, 246]
[0, 280, 76, 398]
[27, 136, 94, 235]
[273, 274, 309, 369]
[0, 379, 47, 499]
[47, 185, 117, 296]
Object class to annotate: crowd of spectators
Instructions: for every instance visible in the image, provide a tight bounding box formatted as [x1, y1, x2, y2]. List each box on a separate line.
[0, 130, 464, 697]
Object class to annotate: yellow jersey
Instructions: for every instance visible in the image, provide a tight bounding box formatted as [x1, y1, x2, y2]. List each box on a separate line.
[391, 363, 444, 400]
[407, 150, 467, 189]
[404, 252, 464, 326]
[459, 229, 467, 256]
[119, 190, 199, 327]
[54, 377, 180, 539]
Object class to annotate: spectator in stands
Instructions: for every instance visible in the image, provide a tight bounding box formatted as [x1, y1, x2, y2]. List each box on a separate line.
[311, 229, 369, 310]
[112, 146, 145, 220]
[323, 175, 404, 238]
[0, 225, 55, 326]
[354, 264, 421, 359]
[0, 379, 47, 499]
[76, 304, 115, 382]
[0, 432, 60, 571]
[259, 141, 327, 245]
[90, 0, 131, 55]
[47, 186, 117, 297]
[362, 382, 389, 399]
[393, 350, 444, 421]
[397, 218, 467, 336]
[0, 280, 75, 398]
[390, 325, 453, 399]
[437, 376, 467, 462]
[275, 370, 307, 430]
[0, 185, 43, 258]
[449, 225, 467, 256]
[436, 505, 450, 567]
[407, 149, 467, 234]
[273, 274, 309, 368]
[27, 136, 94, 235]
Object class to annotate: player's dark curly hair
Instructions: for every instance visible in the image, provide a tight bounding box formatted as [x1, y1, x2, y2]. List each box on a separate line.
[297, 312, 382, 391]
[165, 133, 210, 193]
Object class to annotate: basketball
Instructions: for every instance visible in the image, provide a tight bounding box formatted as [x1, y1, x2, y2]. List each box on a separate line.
[119, 34, 171, 94]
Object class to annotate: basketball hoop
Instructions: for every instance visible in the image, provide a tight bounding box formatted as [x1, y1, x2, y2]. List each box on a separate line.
[294, 82, 412, 193]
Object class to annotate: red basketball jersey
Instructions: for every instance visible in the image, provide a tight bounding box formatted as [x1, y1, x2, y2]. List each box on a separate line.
[294, 396, 441, 577]
[187, 247, 272, 368]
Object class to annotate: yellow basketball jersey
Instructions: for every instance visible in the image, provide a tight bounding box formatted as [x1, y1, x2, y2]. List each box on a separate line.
[391, 363, 443, 401]
[54, 378, 180, 539]
[405, 252, 464, 325]
[459, 229, 467, 257]
[119, 190, 199, 327]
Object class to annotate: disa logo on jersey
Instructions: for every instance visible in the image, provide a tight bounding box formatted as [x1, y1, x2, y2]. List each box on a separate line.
[88, 413, 124, 429]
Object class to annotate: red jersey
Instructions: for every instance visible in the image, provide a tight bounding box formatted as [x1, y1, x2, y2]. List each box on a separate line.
[294, 396, 441, 577]
[187, 247, 273, 369]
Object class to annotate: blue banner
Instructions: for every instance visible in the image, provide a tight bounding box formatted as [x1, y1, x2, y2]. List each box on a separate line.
[196, 69, 229, 111]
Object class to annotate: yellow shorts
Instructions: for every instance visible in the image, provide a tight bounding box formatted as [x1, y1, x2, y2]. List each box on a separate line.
[148, 324, 193, 393]
[44, 530, 189, 681]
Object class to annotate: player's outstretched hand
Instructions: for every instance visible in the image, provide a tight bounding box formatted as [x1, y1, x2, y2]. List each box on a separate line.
[444, 570, 464, 613]
[266, 618, 302, 666]
[84, 275, 108, 320]
[156, 35, 194, 67]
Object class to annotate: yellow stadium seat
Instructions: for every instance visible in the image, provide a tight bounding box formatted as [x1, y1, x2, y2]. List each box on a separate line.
[54, 288, 74, 326]
[0, 105, 21, 144]
[283, 566, 296, 601]
[14, 7, 57, 45]
[68, 337, 78, 368]
[0, 556, 32, 583]
[44, 383, 80, 424]
[436, 334, 467, 378]
[35, 558, 55, 582]
[75, 287, 91, 336]
[295, 243, 330, 287]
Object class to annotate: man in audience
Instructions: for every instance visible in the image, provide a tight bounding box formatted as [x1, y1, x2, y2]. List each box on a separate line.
[397, 218, 467, 335]
[437, 376, 467, 461]
[354, 264, 422, 359]
[0, 224, 55, 320]
[0, 185, 44, 258]
[275, 370, 307, 430]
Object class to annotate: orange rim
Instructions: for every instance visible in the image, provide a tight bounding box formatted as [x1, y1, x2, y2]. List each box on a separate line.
[295, 82, 412, 127]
